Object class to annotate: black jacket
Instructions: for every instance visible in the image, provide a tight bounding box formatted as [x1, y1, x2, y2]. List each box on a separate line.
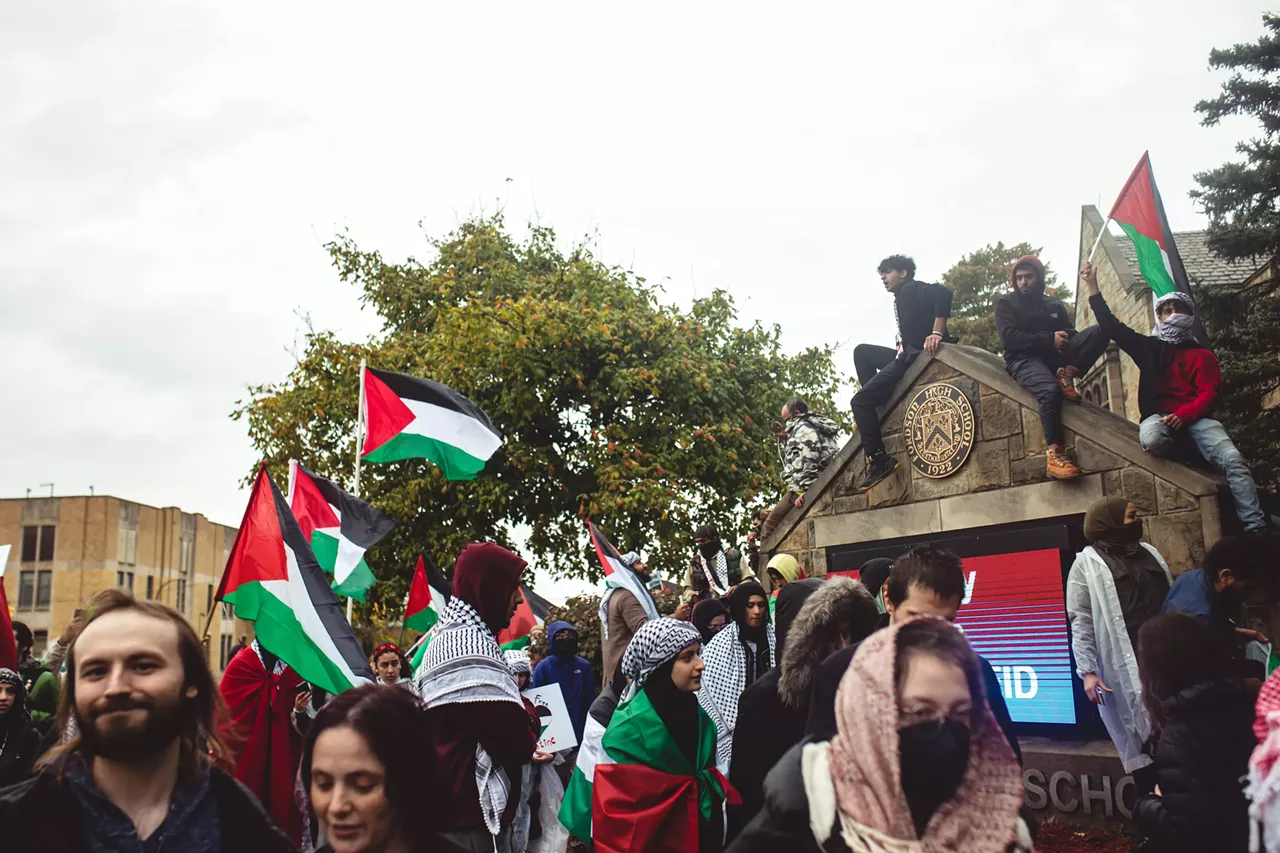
[805, 643, 1022, 764]
[994, 290, 1076, 364]
[727, 668, 803, 842]
[1131, 679, 1255, 853]
[893, 280, 954, 352]
[1088, 292, 1208, 421]
[726, 741, 844, 853]
[0, 765, 296, 853]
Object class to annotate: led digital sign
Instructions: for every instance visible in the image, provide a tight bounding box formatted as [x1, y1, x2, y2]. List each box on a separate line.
[839, 546, 1077, 725]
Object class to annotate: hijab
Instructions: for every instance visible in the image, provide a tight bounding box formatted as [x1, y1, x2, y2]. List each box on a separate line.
[774, 578, 823, 660]
[729, 581, 772, 682]
[1084, 496, 1144, 558]
[827, 620, 1023, 851]
[644, 655, 702, 767]
[0, 668, 32, 782]
[691, 599, 730, 646]
[859, 558, 895, 615]
[451, 542, 527, 634]
[621, 618, 702, 704]
[767, 553, 803, 587]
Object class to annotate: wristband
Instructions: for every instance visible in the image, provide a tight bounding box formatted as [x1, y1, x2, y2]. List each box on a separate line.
[926, 332, 943, 338]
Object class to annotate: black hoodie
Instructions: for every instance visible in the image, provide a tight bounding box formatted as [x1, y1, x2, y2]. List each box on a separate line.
[994, 254, 1076, 364]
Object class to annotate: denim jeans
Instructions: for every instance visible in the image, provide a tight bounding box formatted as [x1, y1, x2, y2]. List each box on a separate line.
[1138, 414, 1267, 530]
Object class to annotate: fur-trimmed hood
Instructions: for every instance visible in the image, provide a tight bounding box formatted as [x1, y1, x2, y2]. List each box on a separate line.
[777, 577, 880, 710]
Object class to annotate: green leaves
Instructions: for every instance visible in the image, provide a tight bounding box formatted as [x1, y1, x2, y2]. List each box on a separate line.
[234, 215, 846, 607]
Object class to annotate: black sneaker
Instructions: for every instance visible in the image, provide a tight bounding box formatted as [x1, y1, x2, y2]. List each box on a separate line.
[856, 452, 900, 493]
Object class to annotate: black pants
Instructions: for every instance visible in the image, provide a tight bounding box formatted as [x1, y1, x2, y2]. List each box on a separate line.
[1006, 325, 1110, 447]
[851, 344, 916, 457]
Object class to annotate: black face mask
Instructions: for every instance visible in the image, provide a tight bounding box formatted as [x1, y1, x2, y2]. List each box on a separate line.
[898, 719, 971, 836]
[553, 636, 579, 658]
[698, 540, 722, 561]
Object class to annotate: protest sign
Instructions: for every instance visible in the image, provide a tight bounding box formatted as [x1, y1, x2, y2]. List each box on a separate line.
[522, 683, 578, 753]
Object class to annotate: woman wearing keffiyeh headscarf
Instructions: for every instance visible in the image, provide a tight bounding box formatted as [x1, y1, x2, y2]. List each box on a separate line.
[698, 582, 776, 771]
[1082, 260, 1267, 531]
[728, 618, 1028, 853]
[1066, 497, 1173, 794]
[415, 542, 540, 852]
[561, 618, 737, 853]
[0, 668, 40, 788]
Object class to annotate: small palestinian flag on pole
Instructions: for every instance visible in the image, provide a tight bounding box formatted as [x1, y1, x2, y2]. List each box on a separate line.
[588, 520, 660, 633]
[287, 461, 396, 602]
[218, 465, 374, 695]
[403, 553, 450, 633]
[497, 583, 552, 650]
[361, 366, 503, 481]
[1107, 152, 1196, 301]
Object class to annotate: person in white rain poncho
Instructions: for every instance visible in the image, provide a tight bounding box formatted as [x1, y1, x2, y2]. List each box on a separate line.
[698, 582, 775, 771]
[1067, 496, 1173, 786]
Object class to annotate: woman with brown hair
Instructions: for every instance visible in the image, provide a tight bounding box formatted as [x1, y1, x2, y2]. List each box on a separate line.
[303, 683, 439, 853]
[729, 617, 1029, 853]
[1132, 612, 1255, 853]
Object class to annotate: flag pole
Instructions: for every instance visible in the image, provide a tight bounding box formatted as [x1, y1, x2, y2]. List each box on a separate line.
[348, 359, 367, 626]
[1086, 218, 1111, 263]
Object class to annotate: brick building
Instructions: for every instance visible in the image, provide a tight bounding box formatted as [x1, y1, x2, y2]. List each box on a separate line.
[1072, 204, 1274, 420]
[1, 494, 251, 676]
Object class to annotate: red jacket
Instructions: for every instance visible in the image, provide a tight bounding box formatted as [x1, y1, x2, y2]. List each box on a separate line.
[1157, 347, 1220, 423]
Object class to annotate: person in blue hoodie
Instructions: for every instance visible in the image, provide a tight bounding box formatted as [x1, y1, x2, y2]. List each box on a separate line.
[532, 620, 596, 743]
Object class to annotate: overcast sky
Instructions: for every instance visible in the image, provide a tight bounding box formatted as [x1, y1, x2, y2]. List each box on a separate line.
[1, 1, 1270, 594]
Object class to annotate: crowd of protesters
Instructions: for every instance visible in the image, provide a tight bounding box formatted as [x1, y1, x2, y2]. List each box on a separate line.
[3, 255, 1280, 852]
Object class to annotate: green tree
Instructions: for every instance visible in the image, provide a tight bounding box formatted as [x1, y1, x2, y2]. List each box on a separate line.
[234, 216, 846, 616]
[1190, 13, 1280, 498]
[940, 242, 1070, 354]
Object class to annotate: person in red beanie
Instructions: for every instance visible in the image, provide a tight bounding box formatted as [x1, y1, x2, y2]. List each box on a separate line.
[995, 255, 1112, 480]
[414, 542, 541, 852]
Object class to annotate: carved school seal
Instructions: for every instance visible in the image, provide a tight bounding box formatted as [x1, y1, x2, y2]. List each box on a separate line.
[904, 382, 975, 479]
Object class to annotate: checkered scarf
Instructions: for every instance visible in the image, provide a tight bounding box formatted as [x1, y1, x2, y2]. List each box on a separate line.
[697, 550, 729, 595]
[1249, 669, 1280, 850]
[416, 596, 523, 835]
[697, 620, 776, 768]
[620, 618, 701, 704]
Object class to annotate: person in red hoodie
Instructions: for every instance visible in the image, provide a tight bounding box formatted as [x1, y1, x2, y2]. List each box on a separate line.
[995, 254, 1113, 480]
[1082, 261, 1267, 531]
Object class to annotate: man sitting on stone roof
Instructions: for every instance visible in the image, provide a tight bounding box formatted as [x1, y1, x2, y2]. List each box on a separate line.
[850, 255, 956, 493]
[995, 255, 1112, 481]
[1082, 261, 1268, 531]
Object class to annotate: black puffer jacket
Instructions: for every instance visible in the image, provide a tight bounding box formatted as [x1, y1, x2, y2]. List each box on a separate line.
[1132, 679, 1255, 853]
[994, 255, 1075, 364]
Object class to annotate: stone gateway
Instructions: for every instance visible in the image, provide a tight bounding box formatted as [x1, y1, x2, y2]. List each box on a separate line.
[905, 382, 976, 479]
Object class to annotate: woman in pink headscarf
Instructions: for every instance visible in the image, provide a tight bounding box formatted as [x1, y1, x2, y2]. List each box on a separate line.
[727, 617, 1029, 853]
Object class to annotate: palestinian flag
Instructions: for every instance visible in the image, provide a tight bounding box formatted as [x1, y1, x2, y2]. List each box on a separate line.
[558, 689, 735, 852]
[1108, 152, 1194, 300]
[0, 545, 16, 670]
[361, 366, 503, 481]
[497, 583, 552, 650]
[404, 553, 450, 633]
[217, 465, 374, 695]
[287, 461, 396, 602]
[588, 520, 659, 624]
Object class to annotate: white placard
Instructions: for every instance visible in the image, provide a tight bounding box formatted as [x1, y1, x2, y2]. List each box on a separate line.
[0, 545, 9, 578]
[522, 683, 579, 754]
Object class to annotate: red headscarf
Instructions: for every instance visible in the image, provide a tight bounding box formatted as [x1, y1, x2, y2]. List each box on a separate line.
[451, 543, 527, 634]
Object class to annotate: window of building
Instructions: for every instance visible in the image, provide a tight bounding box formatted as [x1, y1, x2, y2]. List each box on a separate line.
[176, 578, 187, 613]
[21, 526, 55, 563]
[17, 571, 34, 609]
[32, 630, 48, 658]
[116, 570, 134, 591]
[146, 576, 155, 600]
[205, 585, 213, 615]
[36, 570, 51, 610]
[38, 526, 55, 561]
[118, 502, 139, 565]
[21, 527, 37, 562]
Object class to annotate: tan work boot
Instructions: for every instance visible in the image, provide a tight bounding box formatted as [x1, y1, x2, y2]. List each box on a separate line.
[1056, 367, 1082, 403]
[1047, 445, 1083, 480]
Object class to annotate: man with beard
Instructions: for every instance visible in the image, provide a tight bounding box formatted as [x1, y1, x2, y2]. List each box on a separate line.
[219, 636, 311, 845]
[415, 542, 541, 852]
[698, 581, 776, 771]
[1162, 532, 1273, 655]
[600, 551, 660, 682]
[688, 524, 736, 599]
[531, 621, 595, 744]
[0, 589, 293, 852]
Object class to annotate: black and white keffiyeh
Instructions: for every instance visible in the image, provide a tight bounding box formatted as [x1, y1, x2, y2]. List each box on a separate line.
[1153, 292, 1201, 345]
[697, 621, 776, 768]
[620, 618, 701, 704]
[697, 550, 729, 596]
[503, 649, 531, 677]
[416, 596, 523, 835]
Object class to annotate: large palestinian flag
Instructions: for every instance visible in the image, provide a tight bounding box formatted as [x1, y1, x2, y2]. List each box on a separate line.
[1108, 152, 1195, 301]
[218, 465, 374, 695]
[287, 461, 396, 602]
[497, 583, 553, 650]
[361, 366, 503, 481]
[559, 689, 733, 852]
[404, 553, 450, 633]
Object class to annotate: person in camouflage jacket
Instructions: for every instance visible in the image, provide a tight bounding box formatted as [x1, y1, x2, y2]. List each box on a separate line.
[759, 399, 840, 544]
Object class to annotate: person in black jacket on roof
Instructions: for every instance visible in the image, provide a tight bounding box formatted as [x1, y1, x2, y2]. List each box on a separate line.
[995, 254, 1112, 482]
[850, 255, 956, 493]
[1131, 612, 1255, 853]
